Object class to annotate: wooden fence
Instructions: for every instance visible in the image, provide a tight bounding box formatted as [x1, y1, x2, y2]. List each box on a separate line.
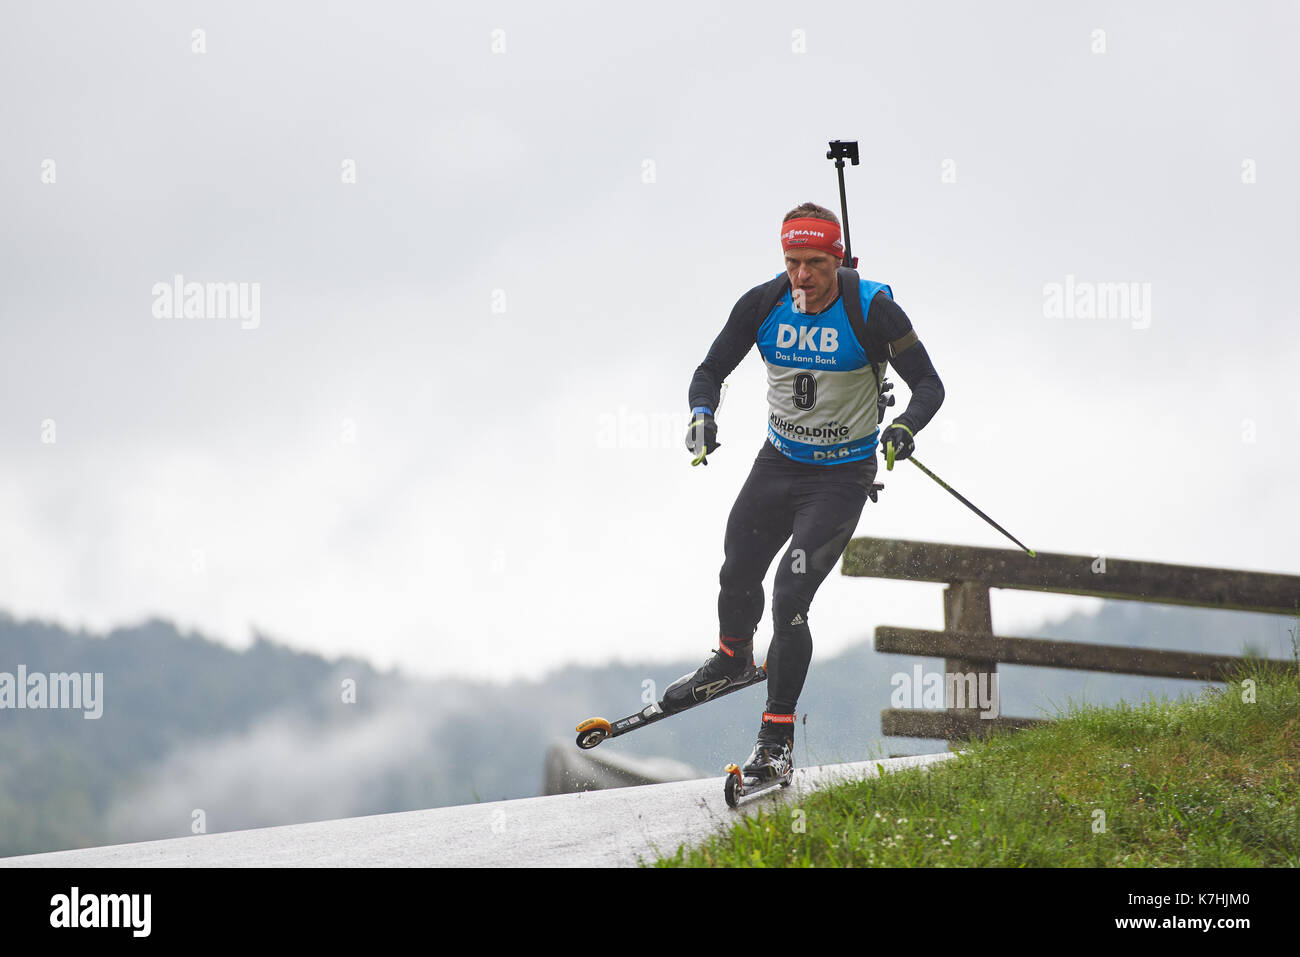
[840, 537, 1300, 743]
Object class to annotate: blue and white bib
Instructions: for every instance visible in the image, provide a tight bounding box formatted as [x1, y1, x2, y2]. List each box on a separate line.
[756, 277, 892, 465]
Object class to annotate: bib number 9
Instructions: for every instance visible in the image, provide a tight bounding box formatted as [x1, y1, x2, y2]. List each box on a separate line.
[793, 372, 816, 410]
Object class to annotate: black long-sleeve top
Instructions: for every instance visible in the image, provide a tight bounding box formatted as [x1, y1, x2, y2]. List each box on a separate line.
[688, 284, 945, 436]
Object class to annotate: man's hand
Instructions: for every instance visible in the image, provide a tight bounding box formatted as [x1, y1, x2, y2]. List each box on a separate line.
[685, 411, 721, 466]
[880, 422, 915, 471]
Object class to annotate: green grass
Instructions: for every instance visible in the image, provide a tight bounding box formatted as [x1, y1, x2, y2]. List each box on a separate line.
[655, 660, 1300, 867]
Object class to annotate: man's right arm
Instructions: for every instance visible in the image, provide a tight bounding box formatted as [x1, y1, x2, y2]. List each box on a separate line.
[688, 284, 767, 412]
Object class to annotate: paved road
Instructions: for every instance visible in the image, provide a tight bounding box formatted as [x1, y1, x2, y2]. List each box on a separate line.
[1, 753, 955, 868]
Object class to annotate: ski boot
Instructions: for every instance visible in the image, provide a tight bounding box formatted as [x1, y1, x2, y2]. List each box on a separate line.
[742, 712, 795, 780]
[661, 635, 760, 714]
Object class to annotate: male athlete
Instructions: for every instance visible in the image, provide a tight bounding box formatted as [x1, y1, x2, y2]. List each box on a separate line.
[662, 202, 945, 779]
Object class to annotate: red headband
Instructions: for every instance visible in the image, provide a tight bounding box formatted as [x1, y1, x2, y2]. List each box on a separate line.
[780, 217, 844, 258]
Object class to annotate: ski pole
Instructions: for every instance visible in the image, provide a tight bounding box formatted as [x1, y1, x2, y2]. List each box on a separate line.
[825, 140, 859, 269]
[889, 447, 1037, 558]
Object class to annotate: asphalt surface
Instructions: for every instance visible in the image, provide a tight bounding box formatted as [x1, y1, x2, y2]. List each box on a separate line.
[1, 752, 956, 867]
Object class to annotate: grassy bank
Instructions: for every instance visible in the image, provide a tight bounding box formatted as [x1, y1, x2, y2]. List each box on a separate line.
[656, 661, 1299, 867]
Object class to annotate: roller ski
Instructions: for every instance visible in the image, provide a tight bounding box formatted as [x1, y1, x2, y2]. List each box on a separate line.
[575, 636, 766, 750]
[723, 713, 795, 808]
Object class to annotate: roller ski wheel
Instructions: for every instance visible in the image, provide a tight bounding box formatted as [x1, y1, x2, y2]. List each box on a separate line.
[724, 764, 743, 808]
[574, 717, 612, 750]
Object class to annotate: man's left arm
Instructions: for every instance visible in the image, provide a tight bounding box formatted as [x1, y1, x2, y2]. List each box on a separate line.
[866, 292, 945, 435]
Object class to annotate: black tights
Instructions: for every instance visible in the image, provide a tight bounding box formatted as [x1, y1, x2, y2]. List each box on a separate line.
[718, 442, 876, 715]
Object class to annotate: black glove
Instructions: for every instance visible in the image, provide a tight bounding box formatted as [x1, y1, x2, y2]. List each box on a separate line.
[685, 412, 721, 466]
[880, 422, 915, 470]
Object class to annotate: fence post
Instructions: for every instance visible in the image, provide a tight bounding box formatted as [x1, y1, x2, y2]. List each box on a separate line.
[943, 581, 995, 747]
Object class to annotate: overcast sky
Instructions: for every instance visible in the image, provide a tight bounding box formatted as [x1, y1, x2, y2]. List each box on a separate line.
[2, 1, 1297, 683]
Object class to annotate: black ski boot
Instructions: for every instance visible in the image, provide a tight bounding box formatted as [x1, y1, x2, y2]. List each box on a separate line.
[661, 635, 758, 714]
[742, 712, 795, 781]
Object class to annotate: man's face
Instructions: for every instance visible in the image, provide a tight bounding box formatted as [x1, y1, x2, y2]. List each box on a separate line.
[784, 247, 840, 314]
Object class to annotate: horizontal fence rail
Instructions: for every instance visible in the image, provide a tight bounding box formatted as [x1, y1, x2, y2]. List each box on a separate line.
[843, 537, 1300, 616]
[875, 627, 1261, 682]
[881, 710, 1047, 740]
